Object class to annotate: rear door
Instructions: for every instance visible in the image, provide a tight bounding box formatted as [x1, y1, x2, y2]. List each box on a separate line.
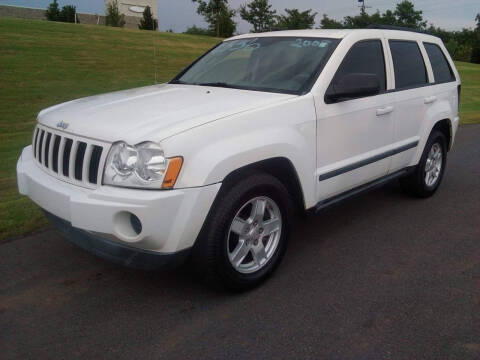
[386, 39, 433, 173]
[313, 36, 396, 201]
[423, 41, 459, 126]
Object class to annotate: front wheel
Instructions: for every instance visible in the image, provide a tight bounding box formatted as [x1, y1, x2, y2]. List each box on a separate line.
[400, 130, 447, 198]
[191, 172, 293, 291]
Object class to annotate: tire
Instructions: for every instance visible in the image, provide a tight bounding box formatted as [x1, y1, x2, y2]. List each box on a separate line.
[400, 130, 447, 198]
[191, 172, 293, 291]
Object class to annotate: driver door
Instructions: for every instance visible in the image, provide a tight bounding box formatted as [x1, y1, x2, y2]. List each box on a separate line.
[314, 38, 396, 202]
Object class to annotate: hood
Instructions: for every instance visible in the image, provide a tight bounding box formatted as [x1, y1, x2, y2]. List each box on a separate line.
[37, 84, 296, 144]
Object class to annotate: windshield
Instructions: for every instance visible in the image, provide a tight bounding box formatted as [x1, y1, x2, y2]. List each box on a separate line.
[171, 37, 340, 95]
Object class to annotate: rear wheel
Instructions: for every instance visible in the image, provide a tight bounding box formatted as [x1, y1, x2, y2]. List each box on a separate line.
[400, 130, 447, 198]
[191, 172, 293, 291]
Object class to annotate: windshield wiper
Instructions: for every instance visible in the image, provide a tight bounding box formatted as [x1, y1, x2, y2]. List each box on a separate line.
[173, 81, 254, 91]
[195, 82, 235, 88]
[171, 80, 235, 89]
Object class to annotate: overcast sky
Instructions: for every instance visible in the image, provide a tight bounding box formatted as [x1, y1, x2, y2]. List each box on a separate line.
[2, 0, 478, 32]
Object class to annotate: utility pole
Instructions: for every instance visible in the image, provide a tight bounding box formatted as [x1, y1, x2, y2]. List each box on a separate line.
[358, 0, 371, 13]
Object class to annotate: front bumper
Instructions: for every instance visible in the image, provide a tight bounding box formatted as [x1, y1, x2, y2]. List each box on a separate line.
[45, 212, 190, 270]
[17, 145, 221, 257]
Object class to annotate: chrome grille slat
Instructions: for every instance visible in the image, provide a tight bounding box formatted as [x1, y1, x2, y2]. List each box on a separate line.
[48, 133, 55, 171]
[32, 124, 110, 189]
[82, 144, 93, 185]
[44, 132, 52, 169]
[52, 135, 61, 173]
[58, 136, 66, 176]
[89, 145, 103, 185]
[69, 140, 78, 180]
[33, 128, 39, 158]
[63, 138, 73, 177]
[96, 146, 108, 186]
[74, 142, 87, 181]
[38, 130, 45, 164]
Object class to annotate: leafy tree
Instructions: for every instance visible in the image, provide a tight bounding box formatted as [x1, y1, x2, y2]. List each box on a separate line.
[380, 10, 396, 26]
[239, 0, 276, 33]
[192, 0, 236, 37]
[319, 14, 343, 29]
[184, 25, 215, 36]
[393, 0, 426, 30]
[105, 0, 125, 27]
[428, 25, 452, 43]
[138, 6, 158, 30]
[322, 10, 382, 29]
[319, 1, 477, 63]
[46, 1, 78, 23]
[218, 6, 237, 37]
[276, 9, 317, 30]
[320, 1, 426, 30]
[343, 9, 381, 28]
[471, 14, 480, 63]
[472, 47, 480, 64]
[59, 5, 77, 23]
[46, 0, 60, 21]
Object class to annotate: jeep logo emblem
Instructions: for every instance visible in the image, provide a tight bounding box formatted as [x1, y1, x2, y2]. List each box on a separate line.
[56, 121, 69, 130]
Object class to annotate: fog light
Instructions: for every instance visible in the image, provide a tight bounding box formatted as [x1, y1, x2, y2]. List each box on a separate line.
[130, 213, 142, 235]
[113, 211, 142, 239]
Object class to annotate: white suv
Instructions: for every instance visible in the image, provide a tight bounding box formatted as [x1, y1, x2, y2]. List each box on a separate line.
[17, 28, 460, 290]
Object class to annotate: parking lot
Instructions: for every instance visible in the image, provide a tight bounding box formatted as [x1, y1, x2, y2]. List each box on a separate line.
[1, 125, 479, 359]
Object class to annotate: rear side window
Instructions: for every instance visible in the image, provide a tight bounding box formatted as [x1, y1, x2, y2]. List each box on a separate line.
[330, 39, 386, 93]
[424, 43, 455, 83]
[389, 40, 428, 89]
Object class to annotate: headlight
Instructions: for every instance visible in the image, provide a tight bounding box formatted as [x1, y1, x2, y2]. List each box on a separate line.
[103, 141, 183, 189]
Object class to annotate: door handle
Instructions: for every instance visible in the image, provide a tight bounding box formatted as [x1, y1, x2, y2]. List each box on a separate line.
[376, 106, 394, 116]
[424, 96, 437, 104]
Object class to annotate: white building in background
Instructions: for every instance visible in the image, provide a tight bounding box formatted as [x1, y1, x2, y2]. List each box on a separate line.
[105, 0, 158, 19]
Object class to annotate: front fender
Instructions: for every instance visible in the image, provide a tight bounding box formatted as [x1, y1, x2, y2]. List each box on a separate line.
[161, 95, 318, 208]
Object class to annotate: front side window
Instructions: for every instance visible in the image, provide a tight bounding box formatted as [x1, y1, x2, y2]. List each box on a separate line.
[329, 39, 387, 94]
[424, 43, 455, 84]
[389, 40, 428, 89]
[171, 37, 339, 95]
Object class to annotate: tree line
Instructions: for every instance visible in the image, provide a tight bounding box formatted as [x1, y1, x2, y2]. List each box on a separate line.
[45, 0, 158, 31]
[187, 0, 480, 64]
[44, 0, 479, 63]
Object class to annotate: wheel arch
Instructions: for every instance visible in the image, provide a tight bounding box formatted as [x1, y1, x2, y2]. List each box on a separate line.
[431, 118, 453, 151]
[218, 157, 307, 214]
[412, 116, 454, 167]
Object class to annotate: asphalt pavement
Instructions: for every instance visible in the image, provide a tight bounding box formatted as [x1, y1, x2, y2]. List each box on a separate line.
[1, 125, 479, 360]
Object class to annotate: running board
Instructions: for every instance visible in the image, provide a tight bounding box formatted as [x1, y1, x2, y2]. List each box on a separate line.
[314, 167, 414, 213]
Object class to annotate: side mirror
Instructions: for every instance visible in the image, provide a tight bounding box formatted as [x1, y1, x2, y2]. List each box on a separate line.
[325, 73, 380, 103]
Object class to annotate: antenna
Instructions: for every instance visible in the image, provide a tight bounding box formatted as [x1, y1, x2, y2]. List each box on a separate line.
[153, 17, 157, 84]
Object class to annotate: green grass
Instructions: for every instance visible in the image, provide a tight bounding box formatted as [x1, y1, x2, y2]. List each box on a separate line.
[0, 17, 479, 240]
[456, 61, 480, 124]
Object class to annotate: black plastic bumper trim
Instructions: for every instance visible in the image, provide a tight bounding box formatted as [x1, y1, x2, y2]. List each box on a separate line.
[45, 212, 191, 270]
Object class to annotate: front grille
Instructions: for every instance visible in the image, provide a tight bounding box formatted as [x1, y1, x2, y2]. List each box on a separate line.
[32, 124, 109, 188]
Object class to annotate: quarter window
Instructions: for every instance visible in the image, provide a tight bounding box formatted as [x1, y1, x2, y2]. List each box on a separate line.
[389, 40, 428, 89]
[424, 43, 455, 83]
[329, 40, 386, 95]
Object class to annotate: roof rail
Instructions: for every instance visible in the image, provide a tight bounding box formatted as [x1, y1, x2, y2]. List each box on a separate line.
[366, 24, 427, 34]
